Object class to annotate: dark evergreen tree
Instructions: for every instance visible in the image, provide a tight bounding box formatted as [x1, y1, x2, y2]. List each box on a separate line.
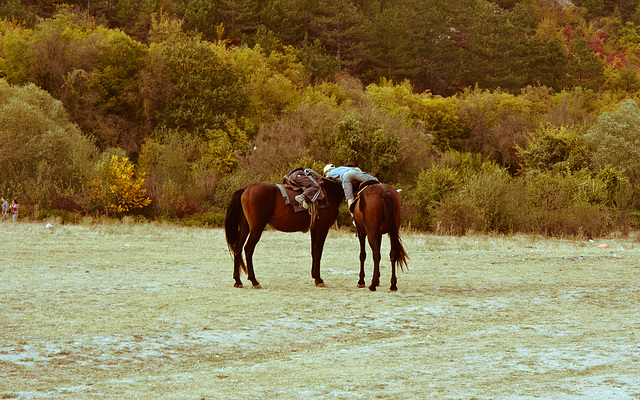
[565, 37, 606, 90]
[451, 0, 533, 92]
[307, 0, 368, 72]
[529, 38, 568, 91]
[363, 4, 418, 84]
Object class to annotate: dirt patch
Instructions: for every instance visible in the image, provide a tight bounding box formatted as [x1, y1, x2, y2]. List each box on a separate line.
[1, 222, 639, 399]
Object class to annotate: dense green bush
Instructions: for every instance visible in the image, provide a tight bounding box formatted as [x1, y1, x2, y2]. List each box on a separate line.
[517, 124, 590, 173]
[584, 98, 640, 185]
[461, 165, 523, 233]
[432, 194, 481, 236]
[456, 88, 536, 172]
[409, 165, 459, 230]
[408, 152, 520, 233]
[0, 81, 97, 210]
[410, 157, 523, 234]
[522, 170, 613, 236]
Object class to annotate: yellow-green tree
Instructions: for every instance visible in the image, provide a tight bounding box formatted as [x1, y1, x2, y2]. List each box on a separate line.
[90, 154, 151, 214]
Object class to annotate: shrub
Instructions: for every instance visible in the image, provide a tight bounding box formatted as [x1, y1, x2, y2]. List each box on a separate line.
[461, 165, 523, 233]
[89, 154, 152, 215]
[183, 211, 225, 227]
[410, 165, 459, 229]
[409, 153, 521, 233]
[329, 113, 400, 176]
[456, 87, 534, 172]
[138, 130, 226, 217]
[523, 202, 610, 238]
[522, 170, 613, 236]
[584, 98, 640, 184]
[517, 124, 590, 173]
[0, 81, 97, 209]
[438, 151, 485, 179]
[433, 194, 481, 235]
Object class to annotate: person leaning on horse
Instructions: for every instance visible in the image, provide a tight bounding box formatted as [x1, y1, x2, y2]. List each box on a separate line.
[284, 167, 324, 209]
[323, 164, 378, 213]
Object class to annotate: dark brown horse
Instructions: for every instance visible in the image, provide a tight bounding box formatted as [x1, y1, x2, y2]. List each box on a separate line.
[352, 183, 408, 291]
[225, 179, 344, 288]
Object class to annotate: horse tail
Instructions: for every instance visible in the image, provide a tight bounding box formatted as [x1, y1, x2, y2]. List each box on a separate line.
[382, 190, 408, 271]
[225, 188, 248, 274]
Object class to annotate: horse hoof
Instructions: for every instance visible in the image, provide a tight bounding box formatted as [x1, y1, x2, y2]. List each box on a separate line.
[390, 286, 397, 292]
[357, 283, 366, 288]
[369, 285, 376, 291]
[252, 284, 262, 289]
[315, 282, 326, 288]
[234, 283, 243, 288]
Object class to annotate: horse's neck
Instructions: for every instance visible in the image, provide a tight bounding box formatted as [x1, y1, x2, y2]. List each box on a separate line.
[325, 181, 344, 204]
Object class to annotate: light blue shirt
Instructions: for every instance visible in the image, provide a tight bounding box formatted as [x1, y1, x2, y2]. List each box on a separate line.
[325, 166, 353, 181]
[325, 167, 377, 200]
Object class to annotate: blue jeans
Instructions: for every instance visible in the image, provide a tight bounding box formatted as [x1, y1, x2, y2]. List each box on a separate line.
[341, 169, 377, 200]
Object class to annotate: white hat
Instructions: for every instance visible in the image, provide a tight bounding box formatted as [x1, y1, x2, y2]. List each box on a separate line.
[323, 164, 335, 175]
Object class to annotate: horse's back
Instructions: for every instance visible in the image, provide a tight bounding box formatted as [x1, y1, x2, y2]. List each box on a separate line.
[241, 182, 317, 232]
[241, 182, 279, 205]
[357, 184, 402, 234]
[362, 184, 401, 211]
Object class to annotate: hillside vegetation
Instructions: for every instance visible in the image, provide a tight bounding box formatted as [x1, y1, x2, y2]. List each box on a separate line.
[2, 0, 640, 236]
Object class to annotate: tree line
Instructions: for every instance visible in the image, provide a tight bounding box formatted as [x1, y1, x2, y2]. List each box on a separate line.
[1, 1, 640, 236]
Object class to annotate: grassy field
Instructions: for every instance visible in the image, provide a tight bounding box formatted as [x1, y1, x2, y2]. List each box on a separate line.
[1, 221, 639, 399]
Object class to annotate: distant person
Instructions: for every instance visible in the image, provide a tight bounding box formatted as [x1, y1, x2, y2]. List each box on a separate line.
[323, 164, 378, 211]
[1, 197, 8, 221]
[11, 199, 18, 222]
[284, 167, 323, 209]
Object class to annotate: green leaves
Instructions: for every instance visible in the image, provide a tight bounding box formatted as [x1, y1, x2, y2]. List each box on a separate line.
[330, 114, 399, 177]
[159, 36, 249, 137]
[585, 98, 640, 184]
[518, 125, 590, 173]
[0, 81, 97, 206]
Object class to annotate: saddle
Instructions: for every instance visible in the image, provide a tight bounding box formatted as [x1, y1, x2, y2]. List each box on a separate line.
[276, 184, 327, 211]
[276, 183, 329, 231]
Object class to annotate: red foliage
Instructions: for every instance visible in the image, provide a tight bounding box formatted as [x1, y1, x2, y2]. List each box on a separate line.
[587, 35, 605, 57]
[609, 54, 627, 68]
[564, 25, 574, 37]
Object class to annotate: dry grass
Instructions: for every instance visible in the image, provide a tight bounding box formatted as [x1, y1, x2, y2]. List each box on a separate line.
[1, 221, 639, 399]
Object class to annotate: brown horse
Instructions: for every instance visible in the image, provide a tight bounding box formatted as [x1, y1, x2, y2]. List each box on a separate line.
[352, 183, 408, 291]
[224, 179, 344, 288]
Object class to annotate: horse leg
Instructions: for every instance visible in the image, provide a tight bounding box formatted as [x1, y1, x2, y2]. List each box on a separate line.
[244, 228, 265, 289]
[390, 260, 398, 291]
[357, 232, 367, 288]
[310, 228, 328, 287]
[368, 234, 382, 291]
[233, 226, 249, 288]
[233, 254, 244, 288]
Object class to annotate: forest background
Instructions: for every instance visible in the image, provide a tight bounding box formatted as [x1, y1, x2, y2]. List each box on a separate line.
[2, 0, 640, 237]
